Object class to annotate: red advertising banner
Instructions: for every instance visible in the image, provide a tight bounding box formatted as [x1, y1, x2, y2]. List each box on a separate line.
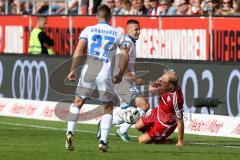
[0, 15, 239, 61]
[135, 17, 209, 60]
[212, 17, 240, 62]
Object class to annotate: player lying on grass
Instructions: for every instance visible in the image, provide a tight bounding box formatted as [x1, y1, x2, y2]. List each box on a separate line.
[135, 70, 184, 146]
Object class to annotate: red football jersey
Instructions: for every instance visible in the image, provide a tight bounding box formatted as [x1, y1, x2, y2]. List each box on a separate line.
[157, 87, 184, 126]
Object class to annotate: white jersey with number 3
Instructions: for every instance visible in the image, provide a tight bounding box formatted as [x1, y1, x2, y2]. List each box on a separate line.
[79, 22, 124, 79]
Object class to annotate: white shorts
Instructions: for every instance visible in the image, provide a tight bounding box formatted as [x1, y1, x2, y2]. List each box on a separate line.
[114, 78, 141, 106]
[76, 71, 116, 104]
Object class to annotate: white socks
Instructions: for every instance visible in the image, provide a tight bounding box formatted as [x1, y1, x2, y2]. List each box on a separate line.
[112, 107, 124, 125]
[119, 122, 132, 133]
[119, 108, 146, 134]
[137, 108, 146, 117]
[100, 114, 113, 144]
[66, 104, 80, 135]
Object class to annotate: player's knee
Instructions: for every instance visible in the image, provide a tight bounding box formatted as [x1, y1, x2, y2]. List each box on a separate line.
[142, 103, 150, 111]
[103, 103, 113, 114]
[74, 98, 84, 108]
[135, 96, 149, 111]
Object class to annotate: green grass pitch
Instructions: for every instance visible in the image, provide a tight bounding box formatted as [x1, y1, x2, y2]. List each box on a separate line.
[0, 116, 240, 160]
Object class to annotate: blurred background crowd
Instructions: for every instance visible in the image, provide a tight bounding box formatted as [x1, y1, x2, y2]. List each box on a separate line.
[0, 0, 239, 16]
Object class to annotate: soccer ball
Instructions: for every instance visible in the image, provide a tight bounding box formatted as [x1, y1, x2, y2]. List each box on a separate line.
[122, 107, 140, 124]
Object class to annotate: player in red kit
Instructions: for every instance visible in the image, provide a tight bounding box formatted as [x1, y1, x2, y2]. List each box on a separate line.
[135, 70, 184, 147]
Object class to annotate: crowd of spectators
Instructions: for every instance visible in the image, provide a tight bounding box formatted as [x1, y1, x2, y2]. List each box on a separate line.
[0, 0, 239, 16]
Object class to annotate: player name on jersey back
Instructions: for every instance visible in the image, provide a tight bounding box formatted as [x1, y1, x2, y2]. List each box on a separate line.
[90, 28, 118, 36]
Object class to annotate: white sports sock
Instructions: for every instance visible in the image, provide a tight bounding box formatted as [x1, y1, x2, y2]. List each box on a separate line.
[112, 115, 124, 125]
[66, 104, 80, 135]
[112, 107, 125, 125]
[119, 108, 146, 134]
[119, 122, 132, 133]
[100, 114, 113, 144]
[137, 108, 146, 117]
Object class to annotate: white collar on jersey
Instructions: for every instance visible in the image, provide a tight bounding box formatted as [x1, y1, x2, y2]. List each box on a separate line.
[99, 21, 109, 25]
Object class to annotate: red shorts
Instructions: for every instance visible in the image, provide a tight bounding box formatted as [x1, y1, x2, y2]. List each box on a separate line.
[142, 108, 177, 143]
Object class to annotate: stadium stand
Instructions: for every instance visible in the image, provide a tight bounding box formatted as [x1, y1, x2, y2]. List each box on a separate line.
[0, 0, 239, 16]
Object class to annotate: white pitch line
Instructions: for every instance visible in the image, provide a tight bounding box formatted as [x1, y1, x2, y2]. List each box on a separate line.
[0, 121, 138, 138]
[187, 142, 240, 149]
[0, 127, 27, 130]
[1, 121, 240, 149]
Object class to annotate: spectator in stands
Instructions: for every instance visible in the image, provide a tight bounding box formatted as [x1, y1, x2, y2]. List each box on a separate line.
[233, 0, 240, 15]
[68, 0, 79, 15]
[112, 0, 124, 15]
[189, 0, 204, 15]
[148, 0, 159, 15]
[4, 0, 239, 16]
[138, 0, 148, 14]
[130, 0, 145, 15]
[11, 0, 27, 14]
[107, 0, 116, 12]
[28, 16, 54, 55]
[120, 0, 132, 15]
[175, 0, 190, 15]
[79, 0, 89, 14]
[35, 2, 49, 14]
[202, 0, 221, 15]
[51, 2, 65, 14]
[0, 0, 4, 14]
[64, 0, 101, 15]
[220, 0, 235, 15]
[143, 0, 152, 15]
[54, 0, 78, 15]
[157, 0, 177, 15]
[92, 0, 103, 15]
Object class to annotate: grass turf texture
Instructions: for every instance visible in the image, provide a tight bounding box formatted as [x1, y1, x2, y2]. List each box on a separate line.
[0, 116, 240, 160]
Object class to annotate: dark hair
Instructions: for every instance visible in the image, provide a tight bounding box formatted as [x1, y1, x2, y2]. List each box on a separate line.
[234, 0, 240, 13]
[127, 19, 140, 25]
[121, 0, 131, 5]
[97, 4, 111, 20]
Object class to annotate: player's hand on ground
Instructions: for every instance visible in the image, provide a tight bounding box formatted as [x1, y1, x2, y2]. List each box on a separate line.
[68, 71, 76, 81]
[176, 141, 183, 147]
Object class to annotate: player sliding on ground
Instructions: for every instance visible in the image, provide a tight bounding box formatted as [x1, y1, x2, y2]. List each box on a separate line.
[65, 4, 128, 152]
[96, 19, 149, 142]
[135, 70, 184, 146]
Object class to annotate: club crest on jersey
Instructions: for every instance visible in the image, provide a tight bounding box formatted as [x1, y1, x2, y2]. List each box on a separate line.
[167, 96, 171, 102]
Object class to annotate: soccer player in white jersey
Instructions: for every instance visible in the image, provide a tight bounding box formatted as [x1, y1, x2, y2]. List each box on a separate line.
[65, 4, 128, 152]
[113, 20, 149, 142]
[96, 19, 150, 142]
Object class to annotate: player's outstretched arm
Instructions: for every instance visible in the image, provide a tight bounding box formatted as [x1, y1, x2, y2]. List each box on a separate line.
[176, 119, 184, 147]
[114, 48, 129, 84]
[126, 70, 145, 85]
[68, 40, 87, 81]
